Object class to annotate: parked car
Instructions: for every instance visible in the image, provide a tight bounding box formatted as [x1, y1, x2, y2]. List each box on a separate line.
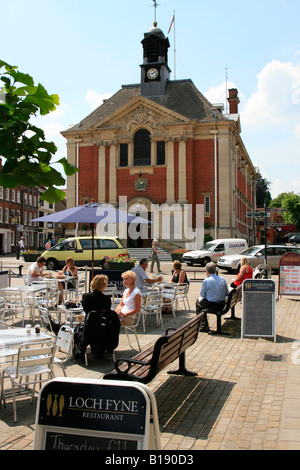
[289, 234, 300, 245]
[182, 238, 248, 266]
[41, 236, 128, 270]
[217, 244, 300, 273]
[277, 232, 298, 244]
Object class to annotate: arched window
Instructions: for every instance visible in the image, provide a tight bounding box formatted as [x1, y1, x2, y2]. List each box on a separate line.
[134, 129, 151, 166]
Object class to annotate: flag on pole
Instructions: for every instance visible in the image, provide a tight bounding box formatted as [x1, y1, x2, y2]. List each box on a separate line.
[168, 13, 175, 34]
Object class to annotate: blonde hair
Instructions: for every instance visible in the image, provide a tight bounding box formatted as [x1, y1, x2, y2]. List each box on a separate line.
[121, 271, 136, 282]
[240, 257, 251, 267]
[65, 257, 74, 265]
[90, 274, 108, 292]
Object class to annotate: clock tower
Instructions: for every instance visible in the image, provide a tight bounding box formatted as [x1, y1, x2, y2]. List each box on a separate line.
[140, 23, 171, 98]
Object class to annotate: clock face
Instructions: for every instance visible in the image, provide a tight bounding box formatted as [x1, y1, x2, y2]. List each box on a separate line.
[147, 68, 159, 80]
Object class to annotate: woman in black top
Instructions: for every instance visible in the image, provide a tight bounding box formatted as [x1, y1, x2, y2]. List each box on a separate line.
[170, 260, 188, 284]
[82, 274, 111, 314]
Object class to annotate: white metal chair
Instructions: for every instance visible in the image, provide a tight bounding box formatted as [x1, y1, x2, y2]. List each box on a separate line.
[141, 291, 164, 331]
[174, 283, 190, 312]
[3, 290, 28, 326]
[161, 284, 177, 324]
[104, 283, 122, 308]
[0, 340, 55, 422]
[38, 305, 61, 336]
[121, 312, 142, 352]
[67, 276, 86, 300]
[0, 298, 6, 326]
[54, 325, 74, 377]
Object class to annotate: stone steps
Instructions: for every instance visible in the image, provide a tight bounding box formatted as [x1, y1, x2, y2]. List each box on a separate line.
[127, 247, 172, 262]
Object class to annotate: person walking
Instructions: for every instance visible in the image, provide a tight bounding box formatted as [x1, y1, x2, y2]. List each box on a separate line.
[150, 239, 163, 273]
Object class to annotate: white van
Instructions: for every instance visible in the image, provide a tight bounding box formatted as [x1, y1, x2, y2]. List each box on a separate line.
[182, 238, 248, 266]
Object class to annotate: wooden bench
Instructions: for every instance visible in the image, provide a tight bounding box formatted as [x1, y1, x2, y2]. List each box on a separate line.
[184, 269, 204, 280]
[199, 285, 242, 335]
[103, 312, 205, 384]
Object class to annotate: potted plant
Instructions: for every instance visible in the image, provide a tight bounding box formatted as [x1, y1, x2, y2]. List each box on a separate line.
[105, 254, 136, 270]
[169, 248, 188, 262]
[22, 249, 41, 262]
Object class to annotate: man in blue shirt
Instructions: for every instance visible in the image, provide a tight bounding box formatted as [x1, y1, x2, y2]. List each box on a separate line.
[196, 262, 229, 332]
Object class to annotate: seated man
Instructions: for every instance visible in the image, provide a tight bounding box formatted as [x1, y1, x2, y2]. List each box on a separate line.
[27, 256, 50, 285]
[196, 262, 229, 332]
[132, 258, 163, 291]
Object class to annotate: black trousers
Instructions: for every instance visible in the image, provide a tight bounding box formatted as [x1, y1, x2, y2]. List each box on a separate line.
[196, 298, 225, 329]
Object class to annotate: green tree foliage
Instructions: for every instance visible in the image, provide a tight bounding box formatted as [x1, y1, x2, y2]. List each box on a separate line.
[256, 174, 271, 208]
[0, 60, 77, 202]
[270, 192, 300, 229]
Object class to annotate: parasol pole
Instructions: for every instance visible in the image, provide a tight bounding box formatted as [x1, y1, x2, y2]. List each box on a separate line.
[91, 222, 95, 279]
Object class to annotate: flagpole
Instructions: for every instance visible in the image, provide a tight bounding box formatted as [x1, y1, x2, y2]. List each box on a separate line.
[173, 10, 176, 79]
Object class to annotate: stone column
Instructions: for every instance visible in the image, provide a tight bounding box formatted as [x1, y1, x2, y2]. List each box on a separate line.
[178, 139, 187, 203]
[98, 143, 106, 204]
[166, 139, 175, 203]
[109, 142, 117, 205]
[66, 142, 77, 208]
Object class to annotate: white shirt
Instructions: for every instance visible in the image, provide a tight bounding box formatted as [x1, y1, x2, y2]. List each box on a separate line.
[132, 265, 148, 290]
[27, 262, 43, 285]
[121, 287, 141, 319]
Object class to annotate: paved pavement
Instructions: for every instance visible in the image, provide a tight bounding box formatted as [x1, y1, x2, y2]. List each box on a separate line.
[0, 256, 300, 450]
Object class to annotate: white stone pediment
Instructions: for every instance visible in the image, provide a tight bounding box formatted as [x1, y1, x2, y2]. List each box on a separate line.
[93, 97, 189, 135]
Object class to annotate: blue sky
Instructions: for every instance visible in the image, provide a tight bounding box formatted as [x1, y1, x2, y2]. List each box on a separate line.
[2, 0, 300, 198]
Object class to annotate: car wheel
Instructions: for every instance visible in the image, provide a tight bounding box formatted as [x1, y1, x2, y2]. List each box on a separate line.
[46, 258, 59, 270]
[186, 261, 194, 266]
[101, 259, 109, 270]
[202, 257, 210, 267]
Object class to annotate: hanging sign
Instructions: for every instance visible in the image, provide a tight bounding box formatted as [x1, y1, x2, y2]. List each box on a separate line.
[33, 378, 160, 451]
[278, 252, 300, 297]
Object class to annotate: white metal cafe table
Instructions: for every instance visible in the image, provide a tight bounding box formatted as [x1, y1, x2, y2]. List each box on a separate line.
[0, 327, 52, 349]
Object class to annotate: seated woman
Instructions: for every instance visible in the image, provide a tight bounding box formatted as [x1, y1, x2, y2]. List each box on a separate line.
[80, 275, 119, 358]
[170, 260, 189, 284]
[58, 257, 78, 304]
[230, 257, 253, 288]
[82, 274, 111, 314]
[115, 271, 142, 326]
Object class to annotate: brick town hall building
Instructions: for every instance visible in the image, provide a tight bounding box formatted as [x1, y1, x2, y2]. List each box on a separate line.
[62, 23, 257, 249]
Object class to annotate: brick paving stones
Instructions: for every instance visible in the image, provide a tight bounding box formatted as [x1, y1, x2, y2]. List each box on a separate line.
[0, 258, 300, 450]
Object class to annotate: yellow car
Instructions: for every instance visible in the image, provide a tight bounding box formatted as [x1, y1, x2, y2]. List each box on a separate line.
[41, 236, 128, 270]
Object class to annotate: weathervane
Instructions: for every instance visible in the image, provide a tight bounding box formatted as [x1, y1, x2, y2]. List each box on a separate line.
[151, 0, 161, 25]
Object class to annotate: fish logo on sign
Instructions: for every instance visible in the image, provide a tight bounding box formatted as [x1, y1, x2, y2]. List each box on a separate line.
[46, 394, 65, 417]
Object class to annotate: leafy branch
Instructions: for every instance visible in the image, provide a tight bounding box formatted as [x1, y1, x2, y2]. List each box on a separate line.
[0, 60, 78, 202]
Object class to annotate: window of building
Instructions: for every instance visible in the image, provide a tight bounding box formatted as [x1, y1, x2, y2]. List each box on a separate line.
[157, 141, 165, 165]
[17, 191, 20, 203]
[0, 187, 3, 199]
[5, 189, 9, 201]
[11, 189, 15, 202]
[204, 196, 210, 214]
[120, 143, 128, 167]
[5, 208, 9, 224]
[134, 129, 151, 166]
[0, 207, 2, 223]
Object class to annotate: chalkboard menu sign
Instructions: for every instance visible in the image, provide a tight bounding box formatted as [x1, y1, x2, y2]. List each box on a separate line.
[33, 378, 160, 450]
[242, 279, 276, 342]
